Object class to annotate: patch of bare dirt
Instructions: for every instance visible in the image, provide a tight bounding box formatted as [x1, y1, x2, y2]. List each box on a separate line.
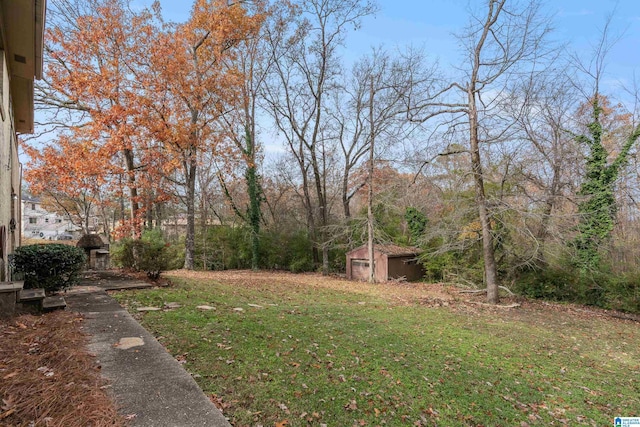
[80, 269, 170, 287]
[0, 311, 124, 427]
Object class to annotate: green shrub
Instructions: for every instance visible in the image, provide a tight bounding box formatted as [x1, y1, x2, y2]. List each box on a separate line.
[421, 252, 456, 282]
[514, 267, 579, 301]
[604, 273, 640, 313]
[289, 258, 315, 273]
[287, 230, 315, 271]
[405, 207, 428, 244]
[194, 226, 320, 273]
[194, 226, 252, 270]
[111, 238, 136, 269]
[514, 264, 609, 308]
[13, 244, 86, 293]
[111, 229, 178, 280]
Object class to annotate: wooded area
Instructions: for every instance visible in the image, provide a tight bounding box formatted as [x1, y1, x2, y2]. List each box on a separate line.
[24, 0, 640, 310]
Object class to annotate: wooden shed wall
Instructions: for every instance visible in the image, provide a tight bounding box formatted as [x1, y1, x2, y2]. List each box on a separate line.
[346, 246, 387, 281]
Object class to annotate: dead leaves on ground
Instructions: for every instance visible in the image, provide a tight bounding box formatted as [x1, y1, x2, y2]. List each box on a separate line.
[0, 312, 124, 427]
[166, 269, 639, 325]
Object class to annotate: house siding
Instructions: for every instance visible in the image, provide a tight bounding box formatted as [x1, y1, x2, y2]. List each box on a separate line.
[0, 0, 46, 284]
[21, 198, 81, 240]
[345, 246, 387, 281]
[0, 48, 19, 281]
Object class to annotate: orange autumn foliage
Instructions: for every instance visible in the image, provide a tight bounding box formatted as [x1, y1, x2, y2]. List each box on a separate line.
[28, 0, 262, 246]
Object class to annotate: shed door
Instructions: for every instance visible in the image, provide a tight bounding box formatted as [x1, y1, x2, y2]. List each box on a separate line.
[351, 259, 371, 280]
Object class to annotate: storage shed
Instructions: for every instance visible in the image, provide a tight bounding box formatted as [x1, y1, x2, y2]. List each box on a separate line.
[346, 244, 424, 282]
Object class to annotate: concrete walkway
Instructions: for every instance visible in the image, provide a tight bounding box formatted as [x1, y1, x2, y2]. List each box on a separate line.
[65, 272, 231, 427]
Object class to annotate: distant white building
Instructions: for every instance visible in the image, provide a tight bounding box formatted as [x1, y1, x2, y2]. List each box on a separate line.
[21, 196, 82, 240]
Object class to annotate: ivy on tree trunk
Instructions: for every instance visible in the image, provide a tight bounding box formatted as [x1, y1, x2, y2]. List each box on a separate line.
[574, 96, 640, 270]
[245, 125, 262, 271]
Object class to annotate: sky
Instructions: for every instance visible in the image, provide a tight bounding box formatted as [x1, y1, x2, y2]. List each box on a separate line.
[131, 0, 640, 157]
[141, 0, 640, 93]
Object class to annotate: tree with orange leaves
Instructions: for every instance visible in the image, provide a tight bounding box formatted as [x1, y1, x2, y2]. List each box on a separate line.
[34, 0, 163, 236]
[24, 134, 113, 235]
[136, 0, 262, 269]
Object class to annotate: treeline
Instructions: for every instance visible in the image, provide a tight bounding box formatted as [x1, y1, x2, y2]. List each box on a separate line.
[25, 0, 640, 311]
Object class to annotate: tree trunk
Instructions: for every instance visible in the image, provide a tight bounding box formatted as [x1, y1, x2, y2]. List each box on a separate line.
[155, 202, 163, 233]
[184, 153, 197, 270]
[146, 194, 154, 229]
[246, 124, 261, 270]
[538, 165, 561, 259]
[468, 89, 499, 303]
[342, 172, 351, 219]
[367, 75, 375, 283]
[123, 148, 140, 237]
[310, 149, 329, 275]
[101, 204, 111, 242]
[301, 165, 319, 267]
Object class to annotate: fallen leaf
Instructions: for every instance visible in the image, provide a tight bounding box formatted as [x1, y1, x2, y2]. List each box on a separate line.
[278, 403, 290, 414]
[345, 399, 358, 411]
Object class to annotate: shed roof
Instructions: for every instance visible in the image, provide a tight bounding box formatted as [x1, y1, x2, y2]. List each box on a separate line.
[347, 244, 422, 258]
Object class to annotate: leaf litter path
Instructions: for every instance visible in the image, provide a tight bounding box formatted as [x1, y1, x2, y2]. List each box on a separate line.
[0, 311, 124, 427]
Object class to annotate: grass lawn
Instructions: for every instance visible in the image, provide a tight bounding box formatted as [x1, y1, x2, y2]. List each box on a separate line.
[112, 270, 640, 427]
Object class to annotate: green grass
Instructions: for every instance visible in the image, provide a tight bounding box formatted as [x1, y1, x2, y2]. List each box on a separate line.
[113, 274, 640, 426]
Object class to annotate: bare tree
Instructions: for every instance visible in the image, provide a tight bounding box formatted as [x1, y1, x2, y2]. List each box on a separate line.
[329, 47, 434, 220]
[263, 0, 377, 274]
[406, 0, 552, 302]
[511, 69, 582, 262]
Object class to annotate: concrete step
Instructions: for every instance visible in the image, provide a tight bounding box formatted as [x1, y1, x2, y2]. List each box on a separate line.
[18, 288, 46, 302]
[42, 296, 67, 311]
[0, 282, 24, 317]
[0, 281, 24, 293]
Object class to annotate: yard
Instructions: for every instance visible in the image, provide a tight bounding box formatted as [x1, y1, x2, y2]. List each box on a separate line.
[113, 270, 640, 427]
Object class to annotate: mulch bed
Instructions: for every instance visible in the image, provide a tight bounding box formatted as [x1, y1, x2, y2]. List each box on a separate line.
[0, 311, 124, 427]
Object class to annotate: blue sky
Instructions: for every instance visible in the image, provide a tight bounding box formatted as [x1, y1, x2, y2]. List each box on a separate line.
[129, 0, 639, 157]
[142, 0, 640, 91]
